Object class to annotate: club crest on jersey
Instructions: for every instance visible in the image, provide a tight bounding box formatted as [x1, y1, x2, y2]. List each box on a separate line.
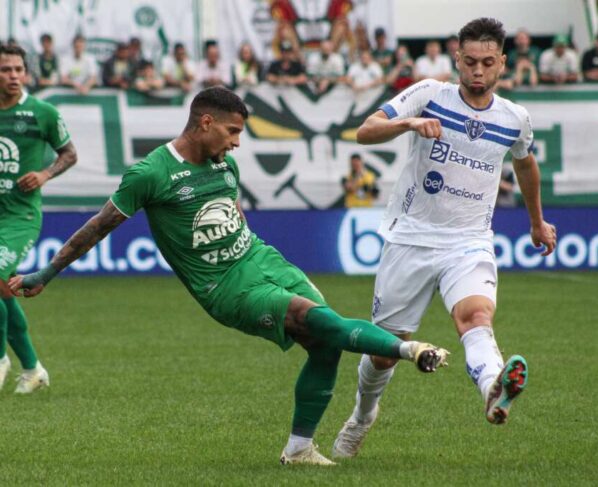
[464, 119, 486, 141]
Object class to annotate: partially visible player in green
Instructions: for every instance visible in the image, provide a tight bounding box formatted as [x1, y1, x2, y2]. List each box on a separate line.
[0, 44, 77, 393]
[10, 86, 447, 464]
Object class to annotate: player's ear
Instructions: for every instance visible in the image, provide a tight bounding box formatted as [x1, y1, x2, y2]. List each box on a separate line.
[199, 113, 214, 132]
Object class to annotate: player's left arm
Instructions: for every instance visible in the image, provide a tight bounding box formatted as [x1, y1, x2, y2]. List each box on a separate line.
[512, 152, 557, 256]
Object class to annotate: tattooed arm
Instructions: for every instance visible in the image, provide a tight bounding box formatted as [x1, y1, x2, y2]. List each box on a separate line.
[17, 141, 78, 192]
[8, 200, 127, 297]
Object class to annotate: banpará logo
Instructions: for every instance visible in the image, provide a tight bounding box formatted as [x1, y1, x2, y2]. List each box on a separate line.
[429, 140, 494, 174]
[192, 197, 243, 247]
[423, 171, 484, 200]
[465, 119, 486, 141]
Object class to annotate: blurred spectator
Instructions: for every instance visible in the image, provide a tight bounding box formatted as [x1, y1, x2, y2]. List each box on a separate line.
[386, 44, 414, 92]
[102, 42, 135, 89]
[197, 40, 231, 88]
[496, 163, 517, 208]
[36, 33, 59, 88]
[495, 72, 514, 92]
[539, 34, 579, 84]
[372, 27, 393, 74]
[445, 34, 459, 81]
[342, 153, 379, 208]
[307, 39, 345, 94]
[506, 30, 540, 87]
[346, 49, 384, 92]
[414, 40, 452, 82]
[133, 60, 164, 93]
[581, 34, 598, 82]
[233, 42, 261, 87]
[162, 43, 195, 93]
[128, 37, 145, 72]
[60, 35, 98, 95]
[269, 1, 304, 62]
[266, 40, 307, 87]
[354, 22, 370, 53]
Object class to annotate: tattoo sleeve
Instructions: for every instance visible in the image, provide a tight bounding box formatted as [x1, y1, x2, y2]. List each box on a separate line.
[51, 201, 127, 272]
[46, 141, 77, 179]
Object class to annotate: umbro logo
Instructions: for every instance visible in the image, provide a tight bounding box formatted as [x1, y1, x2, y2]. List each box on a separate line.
[177, 186, 194, 196]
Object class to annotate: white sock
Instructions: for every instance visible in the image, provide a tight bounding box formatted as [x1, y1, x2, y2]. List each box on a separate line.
[284, 433, 312, 455]
[353, 354, 395, 423]
[461, 326, 504, 400]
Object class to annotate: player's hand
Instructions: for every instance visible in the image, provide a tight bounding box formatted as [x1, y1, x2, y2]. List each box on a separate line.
[410, 342, 450, 373]
[531, 221, 557, 256]
[8, 274, 45, 298]
[17, 170, 51, 192]
[408, 118, 442, 139]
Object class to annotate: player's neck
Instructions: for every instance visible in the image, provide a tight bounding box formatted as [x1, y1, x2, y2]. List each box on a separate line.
[458, 85, 493, 110]
[172, 135, 209, 165]
[0, 89, 22, 110]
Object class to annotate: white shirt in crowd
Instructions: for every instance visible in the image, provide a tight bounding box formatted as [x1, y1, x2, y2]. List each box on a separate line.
[161, 56, 196, 82]
[378, 79, 533, 247]
[347, 61, 383, 89]
[196, 60, 231, 86]
[539, 48, 580, 77]
[307, 52, 345, 79]
[60, 53, 98, 84]
[414, 54, 453, 80]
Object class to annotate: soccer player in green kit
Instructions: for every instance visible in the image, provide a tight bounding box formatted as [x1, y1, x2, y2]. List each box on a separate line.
[10, 86, 448, 464]
[0, 45, 77, 393]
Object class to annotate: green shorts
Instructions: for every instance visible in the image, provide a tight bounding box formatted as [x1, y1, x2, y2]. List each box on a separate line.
[0, 221, 39, 281]
[204, 244, 326, 351]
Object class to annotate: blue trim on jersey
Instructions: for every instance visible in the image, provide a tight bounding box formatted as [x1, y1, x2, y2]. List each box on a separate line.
[458, 88, 494, 111]
[426, 100, 521, 138]
[421, 110, 516, 147]
[528, 140, 536, 153]
[379, 103, 398, 119]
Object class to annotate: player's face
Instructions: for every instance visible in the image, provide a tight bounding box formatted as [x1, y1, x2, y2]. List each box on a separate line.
[0, 54, 26, 97]
[456, 40, 505, 96]
[203, 112, 245, 163]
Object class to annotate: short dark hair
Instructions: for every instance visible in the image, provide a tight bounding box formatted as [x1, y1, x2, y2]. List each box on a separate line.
[458, 17, 506, 50]
[40, 33, 53, 43]
[185, 87, 249, 131]
[0, 44, 27, 66]
[174, 42, 185, 51]
[350, 153, 362, 160]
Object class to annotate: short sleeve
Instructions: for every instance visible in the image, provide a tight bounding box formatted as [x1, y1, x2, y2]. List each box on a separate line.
[42, 102, 71, 150]
[378, 79, 443, 120]
[510, 106, 534, 160]
[110, 162, 157, 218]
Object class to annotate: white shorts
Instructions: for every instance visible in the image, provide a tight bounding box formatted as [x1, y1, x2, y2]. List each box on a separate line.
[371, 240, 497, 334]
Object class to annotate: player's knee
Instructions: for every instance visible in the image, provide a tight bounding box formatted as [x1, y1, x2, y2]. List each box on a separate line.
[371, 355, 398, 370]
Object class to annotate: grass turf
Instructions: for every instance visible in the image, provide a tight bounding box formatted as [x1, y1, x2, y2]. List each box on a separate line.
[1, 272, 597, 485]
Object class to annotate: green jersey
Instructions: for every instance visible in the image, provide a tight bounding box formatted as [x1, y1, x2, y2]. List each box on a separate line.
[0, 92, 70, 226]
[110, 143, 261, 304]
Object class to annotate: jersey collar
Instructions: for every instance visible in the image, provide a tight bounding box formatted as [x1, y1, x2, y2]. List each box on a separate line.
[18, 91, 28, 105]
[458, 86, 494, 111]
[166, 141, 185, 163]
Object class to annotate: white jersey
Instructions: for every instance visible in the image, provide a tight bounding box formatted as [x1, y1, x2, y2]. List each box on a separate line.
[378, 80, 534, 248]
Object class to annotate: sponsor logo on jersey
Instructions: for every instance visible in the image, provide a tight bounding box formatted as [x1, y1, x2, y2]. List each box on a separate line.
[401, 183, 417, 214]
[399, 83, 429, 103]
[0, 246, 17, 270]
[423, 171, 484, 200]
[464, 119, 486, 141]
[192, 197, 243, 247]
[16, 110, 34, 117]
[211, 161, 228, 170]
[200, 225, 252, 264]
[170, 170, 191, 181]
[429, 140, 494, 174]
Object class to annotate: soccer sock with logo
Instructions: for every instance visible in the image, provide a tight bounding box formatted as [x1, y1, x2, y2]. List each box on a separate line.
[305, 306, 412, 359]
[0, 299, 7, 359]
[4, 298, 38, 370]
[353, 354, 396, 423]
[461, 326, 504, 400]
[289, 346, 342, 449]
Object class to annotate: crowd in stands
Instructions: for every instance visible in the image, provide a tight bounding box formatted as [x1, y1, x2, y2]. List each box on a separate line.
[2, 22, 598, 97]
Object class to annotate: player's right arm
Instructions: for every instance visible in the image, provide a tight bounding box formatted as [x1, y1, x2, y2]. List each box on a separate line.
[356, 79, 443, 145]
[8, 201, 127, 297]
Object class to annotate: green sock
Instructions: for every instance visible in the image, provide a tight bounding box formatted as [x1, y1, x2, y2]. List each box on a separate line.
[292, 346, 342, 438]
[305, 306, 403, 358]
[0, 299, 7, 358]
[4, 298, 38, 369]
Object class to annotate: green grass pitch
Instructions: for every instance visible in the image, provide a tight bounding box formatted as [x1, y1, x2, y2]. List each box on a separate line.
[1, 272, 597, 485]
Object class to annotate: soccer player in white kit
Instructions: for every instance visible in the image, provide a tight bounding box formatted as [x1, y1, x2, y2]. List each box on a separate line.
[332, 17, 557, 459]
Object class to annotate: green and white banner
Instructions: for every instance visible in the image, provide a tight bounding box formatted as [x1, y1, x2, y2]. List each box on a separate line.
[8, 0, 201, 63]
[34, 85, 598, 209]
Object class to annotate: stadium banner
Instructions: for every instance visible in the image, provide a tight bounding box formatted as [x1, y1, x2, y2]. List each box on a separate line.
[17, 208, 598, 276]
[29, 85, 598, 211]
[8, 0, 202, 62]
